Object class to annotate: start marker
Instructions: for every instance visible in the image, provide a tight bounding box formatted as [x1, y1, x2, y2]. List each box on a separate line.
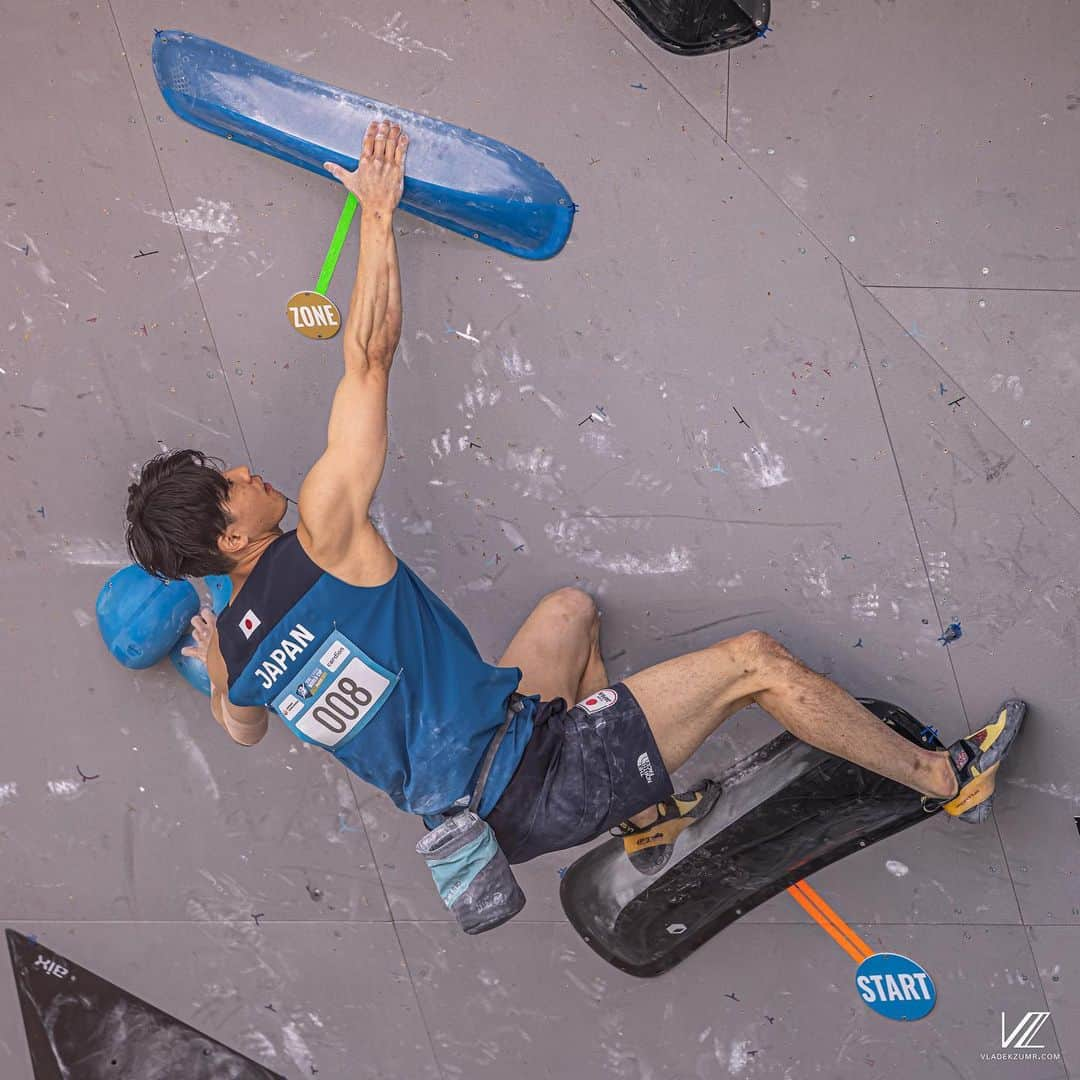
[855, 951, 936, 1021]
[788, 881, 936, 1021]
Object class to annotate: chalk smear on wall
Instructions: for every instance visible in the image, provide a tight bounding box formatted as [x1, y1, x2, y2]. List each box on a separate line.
[851, 586, 880, 618]
[46, 779, 82, 800]
[927, 551, 950, 586]
[1003, 777, 1080, 805]
[340, 13, 455, 62]
[588, 548, 693, 575]
[501, 346, 533, 380]
[505, 446, 566, 500]
[281, 1020, 317, 1074]
[804, 567, 832, 599]
[459, 379, 502, 420]
[519, 384, 565, 420]
[493, 518, 528, 553]
[147, 199, 240, 284]
[496, 266, 531, 302]
[53, 537, 129, 567]
[547, 514, 691, 575]
[741, 443, 790, 488]
[171, 712, 221, 801]
[240, 1030, 280, 1061]
[147, 198, 238, 236]
[989, 373, 1024, 400]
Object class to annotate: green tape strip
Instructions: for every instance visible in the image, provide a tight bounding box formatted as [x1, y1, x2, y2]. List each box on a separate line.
[315, 193, 359, 296]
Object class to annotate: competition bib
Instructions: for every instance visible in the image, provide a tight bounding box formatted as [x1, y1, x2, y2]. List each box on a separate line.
[270, 630, 398, 750]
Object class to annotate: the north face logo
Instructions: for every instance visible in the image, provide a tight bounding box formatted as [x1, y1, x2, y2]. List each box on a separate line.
[637, 752, 656, 783]
[239, 609, 261, 639]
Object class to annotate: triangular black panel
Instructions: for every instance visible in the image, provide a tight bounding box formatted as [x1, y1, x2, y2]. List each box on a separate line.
[6, 930, 285, 1079]
[613, 0, 770, 54]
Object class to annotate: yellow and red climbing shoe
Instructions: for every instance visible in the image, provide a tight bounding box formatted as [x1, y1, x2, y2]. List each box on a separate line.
[612, 779, 723, 875]
[923, 700, 1027, 823]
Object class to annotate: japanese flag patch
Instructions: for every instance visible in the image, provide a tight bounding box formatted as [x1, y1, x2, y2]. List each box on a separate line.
[577, 688, 618, 715]
[239, 609, 261, 639]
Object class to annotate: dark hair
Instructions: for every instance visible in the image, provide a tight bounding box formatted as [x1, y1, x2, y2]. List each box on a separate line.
[125, 450, 234, 580]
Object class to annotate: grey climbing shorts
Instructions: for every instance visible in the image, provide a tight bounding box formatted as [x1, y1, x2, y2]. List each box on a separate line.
[485, 683, 674, 864]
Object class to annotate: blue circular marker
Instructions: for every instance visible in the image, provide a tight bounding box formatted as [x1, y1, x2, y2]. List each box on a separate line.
[855, 952, 936, 1021]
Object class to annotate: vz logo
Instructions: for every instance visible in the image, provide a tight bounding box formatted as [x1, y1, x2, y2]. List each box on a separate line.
[1001, 1011, 1050, 1049]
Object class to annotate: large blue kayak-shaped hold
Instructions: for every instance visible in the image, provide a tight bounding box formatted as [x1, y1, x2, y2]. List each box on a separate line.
[153, 30, 575, 259]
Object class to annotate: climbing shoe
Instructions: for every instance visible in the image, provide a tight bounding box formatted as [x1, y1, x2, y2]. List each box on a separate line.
[612, 779, 723, 875]
[922, 699, 1027, 823]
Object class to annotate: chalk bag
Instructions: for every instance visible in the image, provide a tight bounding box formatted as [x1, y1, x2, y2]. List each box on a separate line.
[416, 811, 525, 934]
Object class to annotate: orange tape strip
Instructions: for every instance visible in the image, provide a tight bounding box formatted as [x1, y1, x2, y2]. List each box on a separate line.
[786, 881, 874, 964]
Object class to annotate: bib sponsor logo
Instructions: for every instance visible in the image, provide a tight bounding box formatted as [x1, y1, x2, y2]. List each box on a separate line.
[295, 668, 327, 700]
[278, 694, 303, 721]
[320, 640, 349, 672]
[637, 752, 656, 783]
[239, 609, 261, 639]
[578, 688, 618, 715]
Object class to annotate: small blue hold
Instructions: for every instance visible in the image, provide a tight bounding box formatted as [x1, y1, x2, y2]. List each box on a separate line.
[204, 573, 233, 616]
[170, 636, 212, 696]
[169, 575, 234, 695]
[938, 621, 963, 645]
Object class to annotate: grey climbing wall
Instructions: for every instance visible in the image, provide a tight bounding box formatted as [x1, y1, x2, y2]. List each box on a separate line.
[2, 0, 1077, 1076]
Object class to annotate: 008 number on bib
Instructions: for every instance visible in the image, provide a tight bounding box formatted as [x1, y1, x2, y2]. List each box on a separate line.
[272, 632, 397, 749]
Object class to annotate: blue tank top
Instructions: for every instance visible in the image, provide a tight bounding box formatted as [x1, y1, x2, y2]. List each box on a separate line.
[218, 531, 534, 817]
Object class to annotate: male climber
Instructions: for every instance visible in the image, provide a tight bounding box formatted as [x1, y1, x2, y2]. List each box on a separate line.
[125, 120, 1026, 879]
